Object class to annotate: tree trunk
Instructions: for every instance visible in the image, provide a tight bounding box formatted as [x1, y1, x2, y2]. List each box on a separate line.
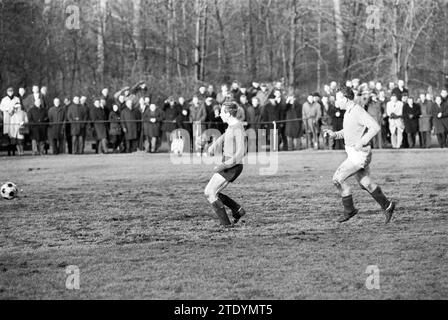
[200, 2, 208, 81]
[133, 0, 143, 75]
[333, 0, 344, 74]
[317, 0, 322, 91]
[194, 0, 201, 82]
[288, 0, 297, 90]
[248, 0, 257, 79]
[97, 0, 107, 86]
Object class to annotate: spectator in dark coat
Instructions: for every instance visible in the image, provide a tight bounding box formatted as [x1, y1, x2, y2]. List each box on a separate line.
[90, 99, 108, 154]
[241, 95, 254, 128]
[230, 81, 242, 103]
[366, 93, 383, 149]
[28, 98, 48, 155]
[285, 96, 303, 151]
[47, 98, 66, 155]
[198, 86, 208, 102]
[67, 96, 88, 154]
[63, 98, 73, 154]
[109, 104, 123, 153]
[177, 97, 192, 139]
[431, 96, 448, 148]
[328, 97, 345, 150]
[80, 96, 91, 154]
[419, 93, 433, 148]
[403, 97, 421, 148]
[204, 97, 216, 129]
[134, 98, 145, 151]
[391, 80, 409, 101]
[247, 82, 261, 101]
[101, 88, 114, 120]
[121, 100, 138, 153]
[250, 97, 262, 131]
[143, 104, 164, 153]
[23, 85, 41, 112]
[162, 97, 180, 150]
[206, 85, 217, 100]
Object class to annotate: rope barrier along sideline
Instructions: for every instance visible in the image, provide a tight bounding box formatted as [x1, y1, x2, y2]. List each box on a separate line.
[0, 116, 338, 127]
[1, 115, 433, 127]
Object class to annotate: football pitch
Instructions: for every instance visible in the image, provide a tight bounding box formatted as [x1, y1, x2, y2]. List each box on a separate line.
[0, 150, 447, 299]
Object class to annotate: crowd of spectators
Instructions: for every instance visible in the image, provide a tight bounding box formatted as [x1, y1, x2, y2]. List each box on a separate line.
[0, 78, 447, 156]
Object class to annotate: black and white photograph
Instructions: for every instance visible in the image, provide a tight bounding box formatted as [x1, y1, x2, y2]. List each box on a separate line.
[0, 0, 447, 305]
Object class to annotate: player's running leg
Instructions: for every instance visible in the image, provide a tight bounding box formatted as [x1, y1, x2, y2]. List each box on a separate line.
[333, 159, 362, 223]
[217, 193, 246, 224]
[355, 167, 396, 224]
[204, 173, 232, 227]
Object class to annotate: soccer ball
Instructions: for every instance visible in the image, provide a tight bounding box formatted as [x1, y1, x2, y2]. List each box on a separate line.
[1, 182, 19, 200]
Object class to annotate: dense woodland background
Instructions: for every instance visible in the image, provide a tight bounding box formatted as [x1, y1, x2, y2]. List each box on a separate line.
[1, 0, 448, 101]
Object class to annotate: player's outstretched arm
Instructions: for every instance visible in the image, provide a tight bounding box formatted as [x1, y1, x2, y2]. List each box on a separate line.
[323, 129, 344, 140]
[208, 134, 224, 156]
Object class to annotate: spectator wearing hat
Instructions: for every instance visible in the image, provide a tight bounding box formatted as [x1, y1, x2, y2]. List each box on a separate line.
[386, 93, 405, 149]
[9, 102, 28, 156]
[28, 98, 48, 155]
[48, 98, 66, 155]
[419, 93, 433, 148]
[403, 97, 421, 148]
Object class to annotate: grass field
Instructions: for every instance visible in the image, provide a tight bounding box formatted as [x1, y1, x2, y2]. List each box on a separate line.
[0, 149, 447, 300]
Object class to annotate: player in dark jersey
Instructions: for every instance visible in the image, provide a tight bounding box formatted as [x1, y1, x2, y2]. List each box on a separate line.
[205, 102, 246, 227]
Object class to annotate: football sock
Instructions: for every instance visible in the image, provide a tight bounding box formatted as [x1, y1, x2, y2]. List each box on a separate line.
[370, 187, 391, 210]
[342, 195, 356, 214]
[217, 193, 241, 213]
[211, 200, 232, 226]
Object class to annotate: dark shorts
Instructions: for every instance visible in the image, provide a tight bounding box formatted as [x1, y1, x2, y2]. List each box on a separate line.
[218, 164, 243, 183]
[10, 138, 24, 145]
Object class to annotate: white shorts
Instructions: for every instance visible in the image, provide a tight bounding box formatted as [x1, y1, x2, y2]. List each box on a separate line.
[345, 146, 372, 169]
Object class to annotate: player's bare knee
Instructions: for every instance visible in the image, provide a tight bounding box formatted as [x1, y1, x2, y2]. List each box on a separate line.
[204, 188, 217, 203]
[333, 176, 342, 188]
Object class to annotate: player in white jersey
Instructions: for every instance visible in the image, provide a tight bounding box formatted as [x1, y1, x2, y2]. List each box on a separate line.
[324, 86, 396, 224]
